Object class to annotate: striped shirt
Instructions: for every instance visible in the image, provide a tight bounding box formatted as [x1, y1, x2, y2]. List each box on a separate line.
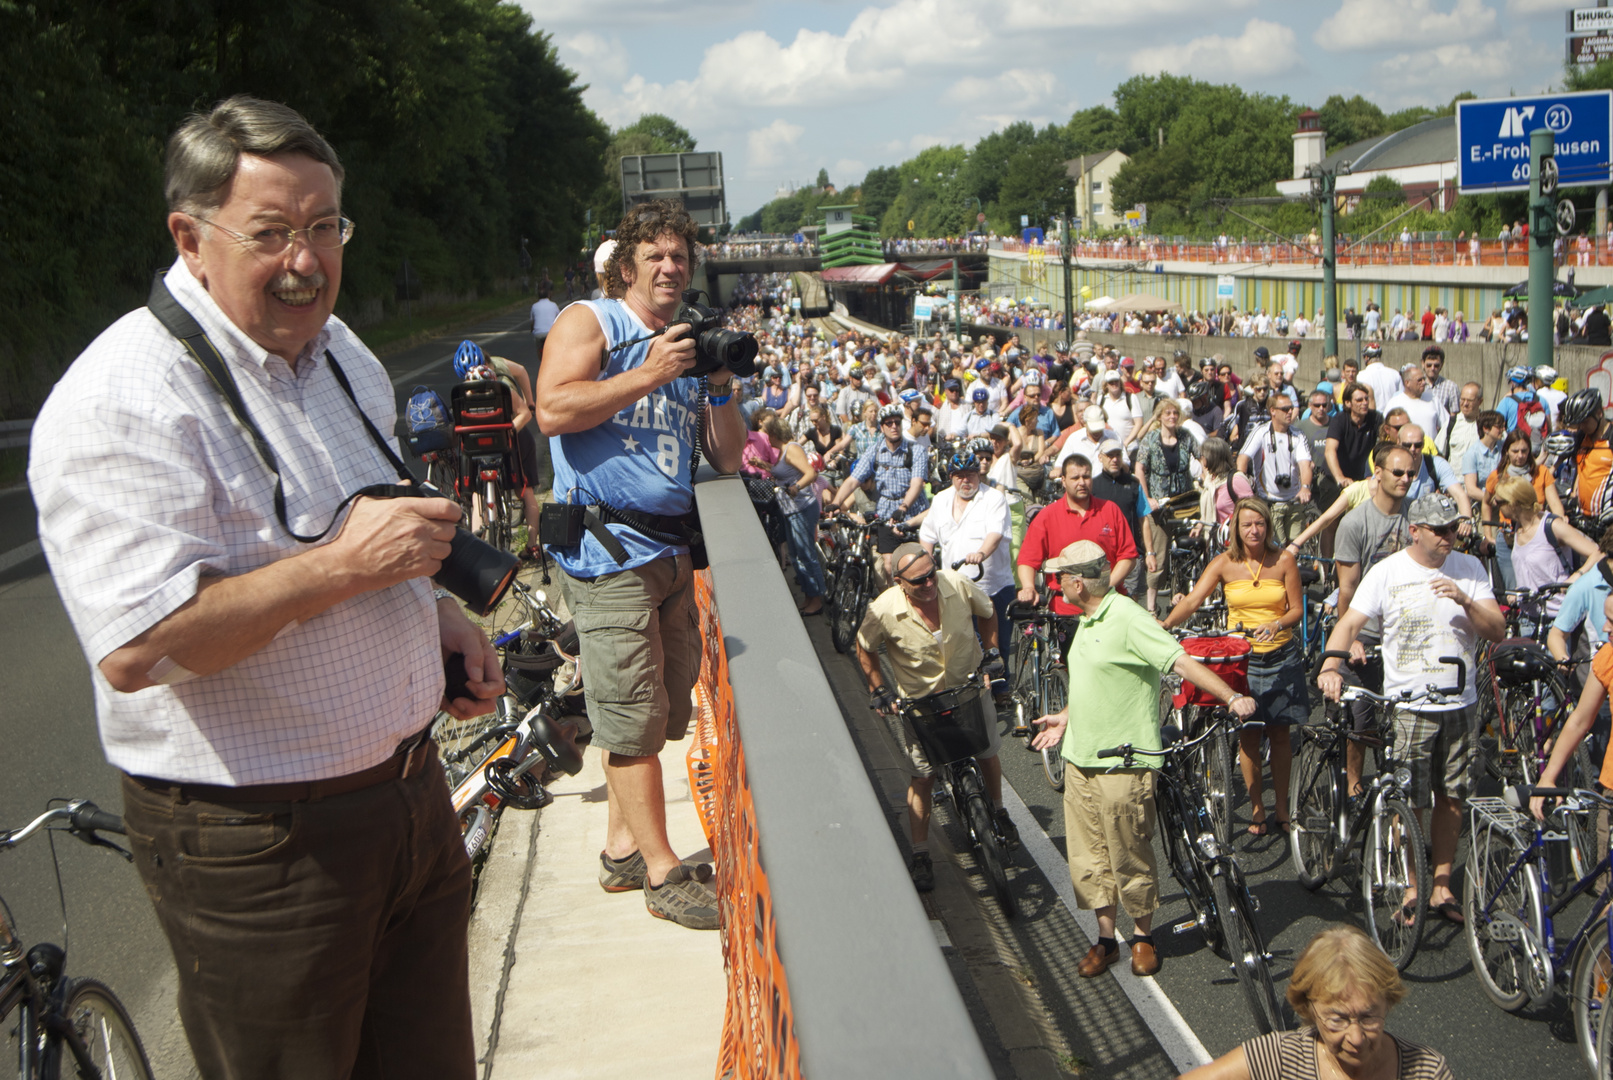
[1243, 1028, 1453, 1080]
[30, 256, 442, 785]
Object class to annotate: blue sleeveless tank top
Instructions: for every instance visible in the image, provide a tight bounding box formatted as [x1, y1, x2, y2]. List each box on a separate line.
[548, 299, 700, 577]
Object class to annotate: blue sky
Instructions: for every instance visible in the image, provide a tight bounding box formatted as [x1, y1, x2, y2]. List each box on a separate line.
[524, 0, 1583, 219]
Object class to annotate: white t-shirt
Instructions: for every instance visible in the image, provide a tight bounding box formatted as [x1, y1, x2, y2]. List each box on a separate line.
[1384, 391, 1445, 446]
[1241, 422, 1312, 502]
[919, 486, 1015, 595]
[531, 298, 561, 336]
[1100, 392, 1140, 443]
[1349, 549, 1493, 710]
[1358, 362, 1403, 410]
[1157, 371, 1186, 400]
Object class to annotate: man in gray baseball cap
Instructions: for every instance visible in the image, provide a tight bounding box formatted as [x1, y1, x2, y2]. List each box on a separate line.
[1320, 491, 1504, 923]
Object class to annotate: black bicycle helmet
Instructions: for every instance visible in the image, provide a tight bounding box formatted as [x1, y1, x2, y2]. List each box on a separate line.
[1188, 379, 1216, 409]
[1561, 387, 1604, 428]
[1054, 340, 1070, 354]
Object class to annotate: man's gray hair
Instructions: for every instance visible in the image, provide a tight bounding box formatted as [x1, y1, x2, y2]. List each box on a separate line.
[1400, 362, 1424, 378]
[165, 95, 344, 217]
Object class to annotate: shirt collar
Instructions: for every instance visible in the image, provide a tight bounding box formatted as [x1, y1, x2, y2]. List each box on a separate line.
[165, 255, 333, 377]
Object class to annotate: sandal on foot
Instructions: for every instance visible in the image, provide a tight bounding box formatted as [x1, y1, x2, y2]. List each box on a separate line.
[1428, 900, 1465, 925]
[1247, 819, 1271, 837]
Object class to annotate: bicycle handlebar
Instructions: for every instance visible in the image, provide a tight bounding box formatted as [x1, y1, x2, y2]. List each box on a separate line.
[2, 800, 125, 847]
[950, 558, 984, 581]
[1319, 650, 1465, 701]
[1098, 718, 1266, 763]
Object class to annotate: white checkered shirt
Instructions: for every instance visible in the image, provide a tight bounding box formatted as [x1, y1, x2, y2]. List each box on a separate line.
[29, 257, 442, 785]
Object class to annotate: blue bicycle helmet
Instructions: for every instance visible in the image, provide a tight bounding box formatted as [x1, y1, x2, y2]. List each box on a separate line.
[1507, 364, 1533, 386]
[899, 388, 922, 404]
[949, 450, 981, 473]
[453, 340, 487, 379]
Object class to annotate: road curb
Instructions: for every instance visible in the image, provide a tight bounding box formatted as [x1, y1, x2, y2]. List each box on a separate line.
[466, 800, 541, 1073]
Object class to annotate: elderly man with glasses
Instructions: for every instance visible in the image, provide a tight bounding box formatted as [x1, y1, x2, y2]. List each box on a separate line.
[857, 543, 1011, 893]
[1032, 541, 1255, 978]
[1322, 493, 1505, 922]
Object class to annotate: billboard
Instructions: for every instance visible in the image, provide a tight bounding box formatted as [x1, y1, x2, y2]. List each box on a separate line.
[1573, 6, 1613, 33]
[1569, 33, 1613, 65]
[1456, 91, 1613, 193]
[619, 152, 727, 227]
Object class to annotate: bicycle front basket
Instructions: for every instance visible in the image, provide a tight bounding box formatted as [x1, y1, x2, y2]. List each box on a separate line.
[1174, 635, 1251, 708]
[905, 683, 990, 764]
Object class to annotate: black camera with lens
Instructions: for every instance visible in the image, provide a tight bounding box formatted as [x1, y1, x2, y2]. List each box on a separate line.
[1274, 473, 1292, 489]
[667, 290, 760, 378]
[388, 481, 520, 616]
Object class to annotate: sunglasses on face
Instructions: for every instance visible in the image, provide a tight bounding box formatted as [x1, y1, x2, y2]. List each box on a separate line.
[1421, 523, 1459, 537]
[899, 568, 937, 586]
[1383, 467, 1413, 478]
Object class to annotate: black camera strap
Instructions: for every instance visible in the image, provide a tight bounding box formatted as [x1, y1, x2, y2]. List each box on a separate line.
[146, 272, 414, 543]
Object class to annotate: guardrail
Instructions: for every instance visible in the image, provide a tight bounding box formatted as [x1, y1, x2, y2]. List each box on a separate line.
[687, 469, 992, 1080]
[994, 236, 1610, 268]
[0, 420, 32, 451]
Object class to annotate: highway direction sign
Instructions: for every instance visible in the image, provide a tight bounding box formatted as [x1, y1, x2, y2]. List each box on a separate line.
[1456, 91, 1612, 194]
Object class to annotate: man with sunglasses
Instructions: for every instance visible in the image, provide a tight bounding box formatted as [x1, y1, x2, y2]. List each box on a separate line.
[1394, 424, 1472, 531]
[831, 403, 931, 525]
[1236, 392, 1313, 545]
[1321, 493, 1504, 922]
[1331, 445, 1417, 798]
[857, 543, 1010, 893]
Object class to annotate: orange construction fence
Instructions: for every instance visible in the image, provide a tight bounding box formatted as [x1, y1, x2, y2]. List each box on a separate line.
[686, 569, 803, 1080]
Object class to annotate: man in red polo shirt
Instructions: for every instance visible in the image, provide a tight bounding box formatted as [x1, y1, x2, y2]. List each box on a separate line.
[1015, 454, 1138, 614]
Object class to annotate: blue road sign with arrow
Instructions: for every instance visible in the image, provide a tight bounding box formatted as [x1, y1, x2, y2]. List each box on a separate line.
[1456, 91, 1612, 194]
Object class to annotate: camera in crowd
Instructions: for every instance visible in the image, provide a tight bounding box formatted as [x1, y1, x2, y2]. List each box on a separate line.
[668, 290, 760, 378]
[1274, 473, 1292, 489]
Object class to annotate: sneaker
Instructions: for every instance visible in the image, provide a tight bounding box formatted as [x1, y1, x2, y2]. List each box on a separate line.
[599, 850, 647, 893]
[994, 808, 1020, 851]
[644, 863, 720, 929]
[910, 851, 935, 892]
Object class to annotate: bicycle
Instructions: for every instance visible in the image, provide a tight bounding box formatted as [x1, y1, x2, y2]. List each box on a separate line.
[449, 377, 520, 553]
[1, 800, 154, 1079]
[898, 676, 1018, 918]
[1158, 628, 1245, 849]
[1005, 599, 1074, 792]
[1289, 651, 1464, 970]
[1465, 784, 1613, 1078]
[1098, 716, 1290, 1034]
[825, 515, 916, 655]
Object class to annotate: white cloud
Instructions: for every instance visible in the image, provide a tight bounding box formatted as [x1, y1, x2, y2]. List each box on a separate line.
[1372, 40, 1554, 100]
[1315, 0, 1496, 52]
[556, 31, 630, 85]
[1129, 19, 1302, 78]
[1001, 0, 1256, 30]
[946, 68, 1058, 109]
[747, 119, 805, 171]
[519, 0, 753, 28]
[1507, 0, 1572, 11]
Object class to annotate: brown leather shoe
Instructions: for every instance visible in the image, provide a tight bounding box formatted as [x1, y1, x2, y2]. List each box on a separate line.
[1077, 943, 1123, 978]
[1130, 939, 1162, 976]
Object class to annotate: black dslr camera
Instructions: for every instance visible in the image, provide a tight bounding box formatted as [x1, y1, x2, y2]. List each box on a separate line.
[637, 290, 760, 379]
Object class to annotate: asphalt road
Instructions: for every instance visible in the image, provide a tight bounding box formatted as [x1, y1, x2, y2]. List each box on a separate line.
[0, 304, 538, 1077]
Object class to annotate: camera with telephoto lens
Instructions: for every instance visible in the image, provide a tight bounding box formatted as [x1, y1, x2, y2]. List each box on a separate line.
[668, 290, 760, 378]
[384, 481, 520, 617]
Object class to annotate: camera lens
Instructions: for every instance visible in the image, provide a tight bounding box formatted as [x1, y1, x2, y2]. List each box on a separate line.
[700, 329, 760, 376]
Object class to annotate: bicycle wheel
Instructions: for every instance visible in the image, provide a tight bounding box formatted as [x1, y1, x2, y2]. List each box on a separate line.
[830, 567, 863, 654]
[966, 791, 1016, 918]
[1011, 635, 1040, 734]
[1212, 864, 1286, 1035]
[1573, 917, 1613, 1077]
[1039, 667, 1068, 792]
[459, 800, 495, 862]
[1463, 821, 1549, 1012]
[483, 478, 511, 552]
[41, 977, 155, 1080]
[433, 711, 513, 790]
[1360, 795, 1428, 971]
[1290, 727, 1340, 891]
[1202, 717, 1234, 849]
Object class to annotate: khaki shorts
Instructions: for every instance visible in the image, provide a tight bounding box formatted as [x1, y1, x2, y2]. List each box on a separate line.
[1393, 704, 1476, 808]
[1064, 764, 1158, 917]
[893, 693, 1002, 779]
[560, 555, 700, 758]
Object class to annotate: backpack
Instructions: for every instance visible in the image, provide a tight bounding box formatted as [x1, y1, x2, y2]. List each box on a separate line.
[1513, 392, 1548, 455]
[404, 385, 451, 456]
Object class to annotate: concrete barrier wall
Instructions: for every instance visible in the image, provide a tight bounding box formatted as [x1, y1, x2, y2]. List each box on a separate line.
[970, 324, 1612, 409]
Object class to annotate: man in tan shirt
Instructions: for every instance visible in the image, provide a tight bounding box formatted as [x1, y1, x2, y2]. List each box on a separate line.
[856, 543, 1008, 892]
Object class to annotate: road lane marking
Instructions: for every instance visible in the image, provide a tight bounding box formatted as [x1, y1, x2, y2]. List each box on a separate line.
[0, 539, 43, 573]
[1000, 783, 1213, 1072]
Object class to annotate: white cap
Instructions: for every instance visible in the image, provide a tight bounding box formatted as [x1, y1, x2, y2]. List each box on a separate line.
[1103, 370, 1122, 383]
[1083, 405, 1106, 430]
[593, 239, 617, 274]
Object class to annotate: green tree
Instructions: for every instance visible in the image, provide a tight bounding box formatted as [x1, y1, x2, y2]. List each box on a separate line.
[859, 165, 901, 225]
[618, 113, 695, 152]
[1568, 57, 1613, 90]
[1109, 143, 1196, 219]
[816, 167, 830, 189]
[1066, 105, 1122, 156]
[996, 140, 1077, 231]
[1113, 73, 1200, 154]
[1315, 93, 1389, 151]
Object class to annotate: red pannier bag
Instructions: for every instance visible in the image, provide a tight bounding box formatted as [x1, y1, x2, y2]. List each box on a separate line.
[1173, 635, 1251, 709]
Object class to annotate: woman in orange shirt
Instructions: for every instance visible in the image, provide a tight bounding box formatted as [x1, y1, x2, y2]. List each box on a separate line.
[1532, 592, 1613, 820]
[1482, 430, 1567, 526]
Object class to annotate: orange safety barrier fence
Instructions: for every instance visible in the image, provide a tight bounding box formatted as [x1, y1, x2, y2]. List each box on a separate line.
[686, 569, 803, 1080]
[995, 236, 1613, 270]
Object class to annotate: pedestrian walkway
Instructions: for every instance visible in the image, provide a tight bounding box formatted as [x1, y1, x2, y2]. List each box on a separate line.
[481, 747, 725, 1079]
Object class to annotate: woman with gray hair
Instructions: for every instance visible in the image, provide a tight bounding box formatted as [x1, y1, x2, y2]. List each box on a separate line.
[1180, 924, 1453, 1078]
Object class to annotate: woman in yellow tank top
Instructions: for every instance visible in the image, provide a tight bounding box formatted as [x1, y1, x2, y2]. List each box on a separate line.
[1164, 498, 1305, 836]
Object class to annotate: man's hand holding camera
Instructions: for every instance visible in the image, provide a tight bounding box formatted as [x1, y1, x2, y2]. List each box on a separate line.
[324, 495, 463, 597]
[644, 321, 699, 387]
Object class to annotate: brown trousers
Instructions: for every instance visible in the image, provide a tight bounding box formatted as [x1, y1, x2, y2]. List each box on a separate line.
[121, 747, 474, 1080]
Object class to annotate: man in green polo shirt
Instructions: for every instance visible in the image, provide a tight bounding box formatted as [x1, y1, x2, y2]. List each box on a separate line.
[1032, 540, 1255, 979]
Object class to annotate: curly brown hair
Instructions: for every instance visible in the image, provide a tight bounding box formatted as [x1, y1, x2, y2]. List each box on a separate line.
[604, 198, 702, 298]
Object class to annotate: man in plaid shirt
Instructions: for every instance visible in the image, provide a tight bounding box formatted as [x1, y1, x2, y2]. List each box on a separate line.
[831, 403, 931, 522]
